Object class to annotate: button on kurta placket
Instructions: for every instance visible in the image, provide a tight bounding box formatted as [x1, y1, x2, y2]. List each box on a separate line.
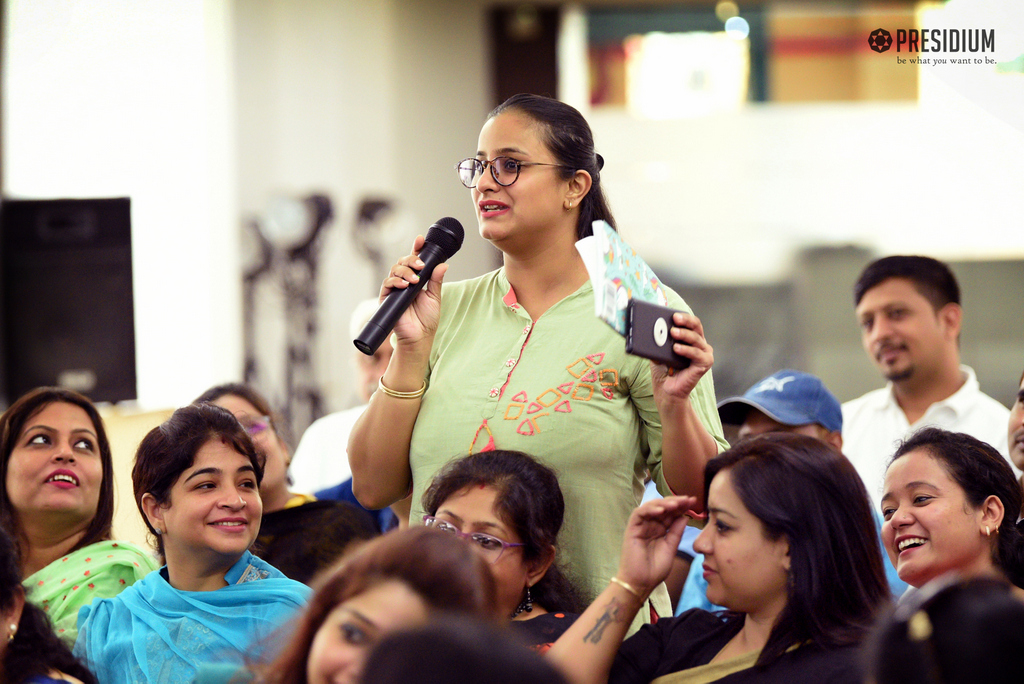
[481, 298, 534, 420]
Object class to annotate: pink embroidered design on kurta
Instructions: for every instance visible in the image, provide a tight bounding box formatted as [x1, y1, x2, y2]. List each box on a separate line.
[517, 414, 549, 435]
[501, 353, 620, 434]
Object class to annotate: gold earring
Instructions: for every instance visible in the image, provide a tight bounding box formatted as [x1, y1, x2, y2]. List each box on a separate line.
[7, 623, 17, 641]
[985, 526, 991, 537]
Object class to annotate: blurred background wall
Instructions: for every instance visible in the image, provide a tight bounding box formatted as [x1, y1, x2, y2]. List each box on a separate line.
[1, 0, 1021, 455]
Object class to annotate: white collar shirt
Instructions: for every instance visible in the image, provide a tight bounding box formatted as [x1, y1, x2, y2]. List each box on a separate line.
[842, 365, 1016, 510]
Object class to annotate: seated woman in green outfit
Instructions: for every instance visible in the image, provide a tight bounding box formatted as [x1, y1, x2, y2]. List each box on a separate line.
[0, 387, 157, 645]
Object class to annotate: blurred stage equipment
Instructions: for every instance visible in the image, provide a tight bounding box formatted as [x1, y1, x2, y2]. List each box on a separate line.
[243, 193, 333, 439]
[0, 197, 137, 407]
[351, 197, 396, 293]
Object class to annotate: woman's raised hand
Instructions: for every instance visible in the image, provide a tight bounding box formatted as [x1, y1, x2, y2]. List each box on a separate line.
[617, 495, 698, 596]
[380, 235, 449, 347]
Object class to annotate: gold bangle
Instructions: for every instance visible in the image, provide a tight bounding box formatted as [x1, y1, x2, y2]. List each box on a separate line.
[377, 378, 426, 399]
[609, 576, 642, 599]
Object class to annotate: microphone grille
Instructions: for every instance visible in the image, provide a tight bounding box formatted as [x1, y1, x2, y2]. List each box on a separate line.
[425, 217, 465, 259]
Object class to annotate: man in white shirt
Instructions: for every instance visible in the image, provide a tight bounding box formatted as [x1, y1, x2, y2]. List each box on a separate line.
[842, 255, 1015, 509]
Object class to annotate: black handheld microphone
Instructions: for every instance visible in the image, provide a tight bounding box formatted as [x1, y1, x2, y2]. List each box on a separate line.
[354, 217, 465, 355]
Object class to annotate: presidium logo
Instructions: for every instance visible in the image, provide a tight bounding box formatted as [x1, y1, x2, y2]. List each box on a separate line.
[867, 27, 995, 55]
[868, 28, 893, 53]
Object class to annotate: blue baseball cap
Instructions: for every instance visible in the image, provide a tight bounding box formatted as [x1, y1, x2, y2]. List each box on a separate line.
[717, 370, 843, 433]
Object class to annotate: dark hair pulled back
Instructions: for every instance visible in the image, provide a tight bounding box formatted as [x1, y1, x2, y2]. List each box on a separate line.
[489, 93, 614, 240]
[132, 403, 263, 560]
[889, 427, 1024, 588]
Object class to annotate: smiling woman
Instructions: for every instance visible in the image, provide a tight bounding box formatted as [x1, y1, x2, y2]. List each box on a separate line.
[0, 387, 158, 646]
[194, 383, 378, 585]
[880, 427, 1024, 591]
[72, 403, 311, 684]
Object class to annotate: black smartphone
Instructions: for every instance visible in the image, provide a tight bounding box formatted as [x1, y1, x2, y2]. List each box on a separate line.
[625, 299, 691, 370]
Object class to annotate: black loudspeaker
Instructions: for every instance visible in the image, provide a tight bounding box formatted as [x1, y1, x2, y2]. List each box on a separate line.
[0, 197, 137, 406]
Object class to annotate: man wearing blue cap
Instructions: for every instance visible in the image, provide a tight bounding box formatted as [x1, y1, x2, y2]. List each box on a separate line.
[675, 369, 907, 613]
[717, 370, 843, 451]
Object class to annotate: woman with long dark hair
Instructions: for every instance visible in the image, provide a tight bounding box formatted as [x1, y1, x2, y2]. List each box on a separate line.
[880, 427, 1024, 591]
[549, 433, 890, 684]
[0, 525, 97, 684]
[256, 526, 497, 684]
[349, 93, 727, 630]
[0, 387, 156, 644]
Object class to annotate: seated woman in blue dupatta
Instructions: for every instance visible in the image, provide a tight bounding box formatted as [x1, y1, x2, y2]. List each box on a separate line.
[548, 433, 891, 684]
[74, 403, 311, 684]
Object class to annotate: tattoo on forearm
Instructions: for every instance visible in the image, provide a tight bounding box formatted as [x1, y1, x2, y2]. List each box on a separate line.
[583, 598, 628, 644]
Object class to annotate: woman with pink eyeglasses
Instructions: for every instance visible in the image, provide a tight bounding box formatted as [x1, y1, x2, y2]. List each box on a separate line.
[422, 450, 586, 650]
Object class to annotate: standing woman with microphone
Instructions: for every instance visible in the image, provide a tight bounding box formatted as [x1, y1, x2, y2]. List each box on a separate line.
[349, 94, 727, 626]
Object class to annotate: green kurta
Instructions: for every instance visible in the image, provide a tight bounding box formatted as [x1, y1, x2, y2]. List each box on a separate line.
[408, 269, 726, 628]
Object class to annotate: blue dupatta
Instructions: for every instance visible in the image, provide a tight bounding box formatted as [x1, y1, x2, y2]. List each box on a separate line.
[74, 551, 310, 684]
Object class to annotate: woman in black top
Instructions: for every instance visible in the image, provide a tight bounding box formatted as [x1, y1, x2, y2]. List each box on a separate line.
[422, 449, 585, 649]
[549, 433, 890, 684]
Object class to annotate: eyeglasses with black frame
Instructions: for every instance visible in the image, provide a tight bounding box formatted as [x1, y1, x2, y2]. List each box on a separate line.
[456, 156, 571, 188]
[422, 515, 524, 563]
